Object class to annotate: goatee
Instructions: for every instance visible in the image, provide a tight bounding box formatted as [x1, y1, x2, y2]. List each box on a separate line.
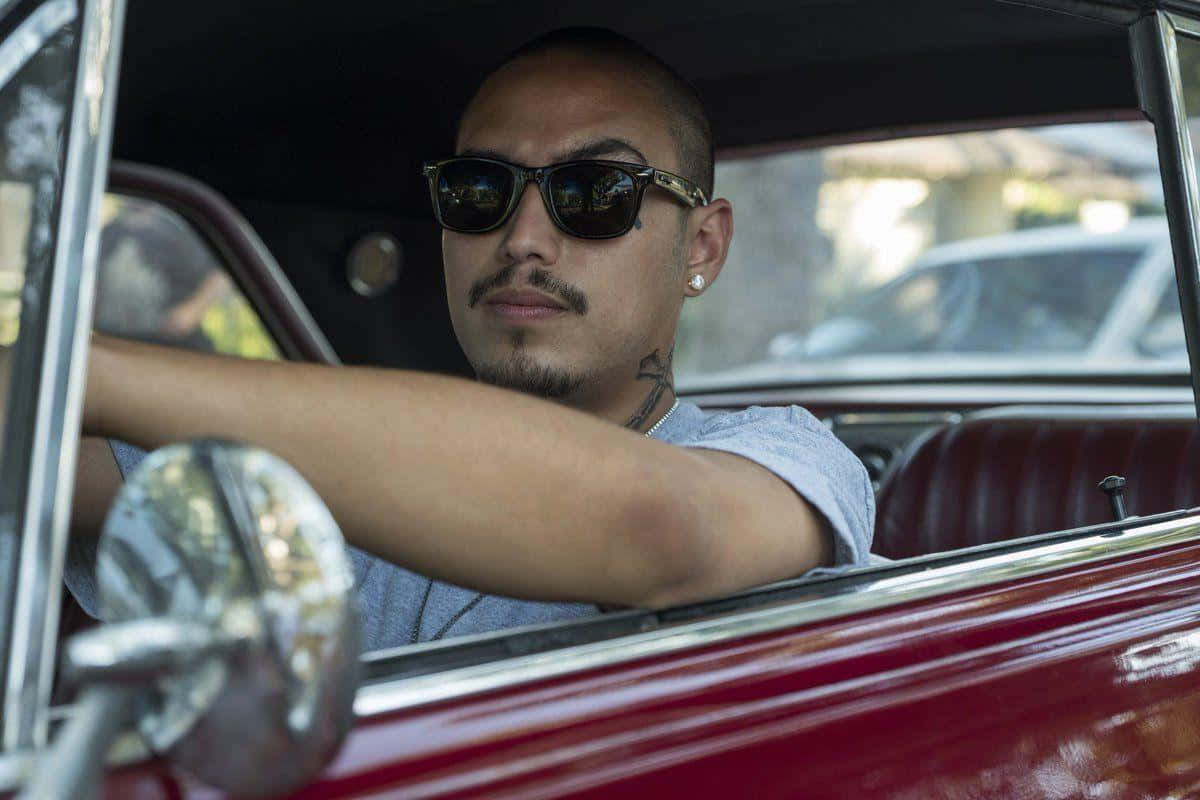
[475, 349, 586, 399]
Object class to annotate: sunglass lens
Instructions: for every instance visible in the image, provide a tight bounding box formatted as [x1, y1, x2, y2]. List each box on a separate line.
[436, 159, 515, 231]
[549, 164, 637, 237]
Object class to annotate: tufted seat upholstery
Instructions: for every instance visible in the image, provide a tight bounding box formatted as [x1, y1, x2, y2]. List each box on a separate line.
[873, 405, 1200, 560]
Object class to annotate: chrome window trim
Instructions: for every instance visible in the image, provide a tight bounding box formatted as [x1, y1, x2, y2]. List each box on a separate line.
[2, 0, 125, 750]
[355, 513, 1200, 718]
[963, 401, 1197, 420]
[202, 203, 337, 360]
[830, 411, 963, 427]
[683, 383, 1195, 408]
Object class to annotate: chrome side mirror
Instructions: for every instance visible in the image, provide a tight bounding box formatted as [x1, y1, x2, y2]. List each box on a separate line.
[28, 441, 360, 798]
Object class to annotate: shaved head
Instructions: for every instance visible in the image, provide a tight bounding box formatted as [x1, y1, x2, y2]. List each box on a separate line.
[458, 27, 714, 198]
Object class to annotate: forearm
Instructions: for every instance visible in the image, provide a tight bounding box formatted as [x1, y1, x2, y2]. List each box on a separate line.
[85, 336, 700, 605]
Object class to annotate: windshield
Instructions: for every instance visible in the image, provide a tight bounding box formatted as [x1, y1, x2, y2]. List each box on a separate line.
[676, 120, 1178, 388]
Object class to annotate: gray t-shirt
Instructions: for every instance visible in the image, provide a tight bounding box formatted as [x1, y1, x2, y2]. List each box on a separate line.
[78, 401, 873, 652]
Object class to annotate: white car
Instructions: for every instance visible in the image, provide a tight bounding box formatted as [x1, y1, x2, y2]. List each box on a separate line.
[767, 219, 1180, 364]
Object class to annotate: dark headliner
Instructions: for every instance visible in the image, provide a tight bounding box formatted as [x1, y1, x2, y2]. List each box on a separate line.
[111, 0, 1139, 215]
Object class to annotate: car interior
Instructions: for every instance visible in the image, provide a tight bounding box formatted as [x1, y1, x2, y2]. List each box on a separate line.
[60, 0, 1199, 670]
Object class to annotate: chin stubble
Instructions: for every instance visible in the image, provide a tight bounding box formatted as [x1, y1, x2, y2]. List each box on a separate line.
[475, 331, 588, 399]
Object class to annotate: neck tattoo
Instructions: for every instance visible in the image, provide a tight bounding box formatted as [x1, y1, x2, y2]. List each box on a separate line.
[625, 346, 675, 432]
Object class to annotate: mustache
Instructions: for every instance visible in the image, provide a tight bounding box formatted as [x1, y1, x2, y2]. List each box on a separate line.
[467, 265, 589, 315]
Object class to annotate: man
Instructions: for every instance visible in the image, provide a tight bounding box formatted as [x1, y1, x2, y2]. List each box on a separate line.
[72, 28, 873, 649]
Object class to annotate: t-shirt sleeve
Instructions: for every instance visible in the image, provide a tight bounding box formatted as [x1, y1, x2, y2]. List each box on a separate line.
[679, 405, 874, 570]
[108, 438, 148, 479]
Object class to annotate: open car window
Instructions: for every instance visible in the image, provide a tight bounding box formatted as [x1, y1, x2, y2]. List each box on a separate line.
[352, 129, 1191, 662]
[356, 123, 1192, 672]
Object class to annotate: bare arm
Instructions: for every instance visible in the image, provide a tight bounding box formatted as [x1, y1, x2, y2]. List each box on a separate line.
[84, 335, 833, 608]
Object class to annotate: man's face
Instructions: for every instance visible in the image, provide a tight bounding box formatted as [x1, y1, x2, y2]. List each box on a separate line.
[445, 50, 691, 410]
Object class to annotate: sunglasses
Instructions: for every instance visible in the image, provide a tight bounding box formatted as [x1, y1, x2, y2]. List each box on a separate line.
[422, 156, 708, 239]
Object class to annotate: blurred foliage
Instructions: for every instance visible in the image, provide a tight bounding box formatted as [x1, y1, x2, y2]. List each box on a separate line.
[200, 293, 280, 360]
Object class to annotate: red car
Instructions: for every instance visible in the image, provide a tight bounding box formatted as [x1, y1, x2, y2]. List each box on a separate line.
[3, 0, 1200, 797]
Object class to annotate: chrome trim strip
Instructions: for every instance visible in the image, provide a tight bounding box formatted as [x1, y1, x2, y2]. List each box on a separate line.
[205, 211, 339, 364]
[963, 402, 1197, 420]
[683, 383, 1195, 408]
[2, 0, 125, 750]
[355, 513, 1200, 718]
[831, 411, 962, 427]
[0, 1, 75, 90]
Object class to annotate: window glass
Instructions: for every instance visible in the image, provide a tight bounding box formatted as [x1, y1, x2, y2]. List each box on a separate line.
[93, 194, 279, 360]
[676, 120, 1174, 387]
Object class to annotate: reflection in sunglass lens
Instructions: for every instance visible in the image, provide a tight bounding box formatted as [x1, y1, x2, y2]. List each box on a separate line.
[436, 159, 515, 231]
[549, 164, 637, 237]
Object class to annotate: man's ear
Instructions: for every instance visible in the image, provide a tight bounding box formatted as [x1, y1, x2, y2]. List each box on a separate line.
[683, 198, 733, 297]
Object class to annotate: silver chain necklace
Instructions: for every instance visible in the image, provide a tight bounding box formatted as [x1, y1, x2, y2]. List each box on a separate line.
[644, 398, 680, 438]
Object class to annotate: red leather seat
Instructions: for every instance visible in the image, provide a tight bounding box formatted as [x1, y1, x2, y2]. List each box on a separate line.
[873, 405, 1200, 560]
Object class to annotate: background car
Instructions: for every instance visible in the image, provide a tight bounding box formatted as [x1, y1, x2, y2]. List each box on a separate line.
[765, 220, 1182, 363]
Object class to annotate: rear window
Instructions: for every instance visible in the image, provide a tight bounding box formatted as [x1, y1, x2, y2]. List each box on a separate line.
[676, 119, 1178, 388]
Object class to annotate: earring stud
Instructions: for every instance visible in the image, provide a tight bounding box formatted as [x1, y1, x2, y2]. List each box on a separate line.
[688, 274, 706, 291]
